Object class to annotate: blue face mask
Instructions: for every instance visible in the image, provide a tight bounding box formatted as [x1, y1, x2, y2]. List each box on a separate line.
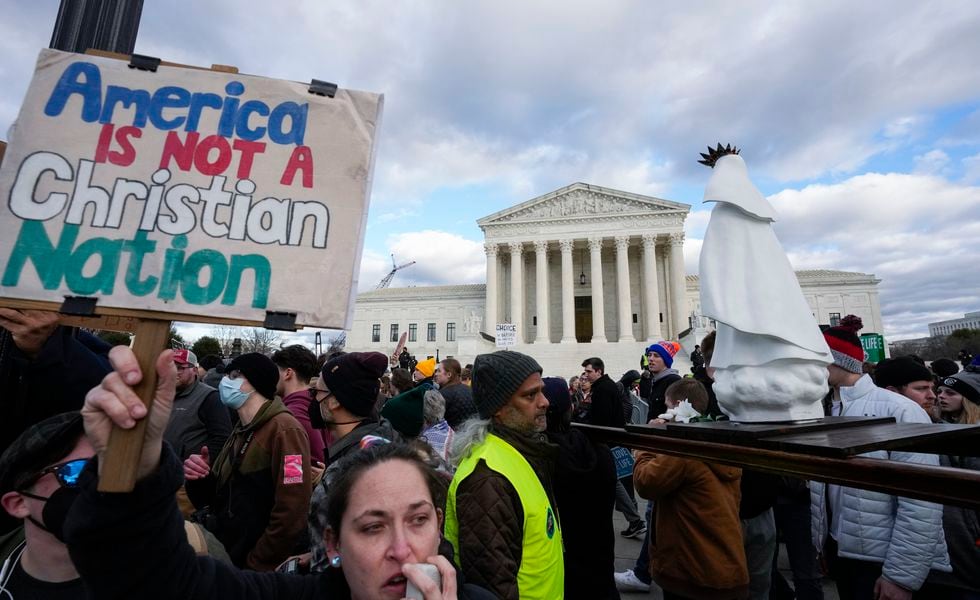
[219, 376, 250, 409]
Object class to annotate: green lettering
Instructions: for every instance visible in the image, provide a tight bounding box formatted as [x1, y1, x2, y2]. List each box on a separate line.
[65, 236, 122, 295]
[223, 254, 270, 308]
[159, 235, 187, 300]
[122, 231, 158, 296]
[1, 221, 76, 289]
[180, 249, 228, 305]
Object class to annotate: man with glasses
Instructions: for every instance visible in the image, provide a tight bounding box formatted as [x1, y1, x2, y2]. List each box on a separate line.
[163, 349, 231, 465]
[0, 412, 89, 598]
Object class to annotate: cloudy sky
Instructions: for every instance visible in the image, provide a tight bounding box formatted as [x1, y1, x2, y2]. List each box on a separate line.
[2, 1, 978, 344]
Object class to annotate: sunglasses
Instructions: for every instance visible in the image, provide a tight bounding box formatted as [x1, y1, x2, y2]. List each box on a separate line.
[29, 458, 89, 489]
[308, 387, 332, 402]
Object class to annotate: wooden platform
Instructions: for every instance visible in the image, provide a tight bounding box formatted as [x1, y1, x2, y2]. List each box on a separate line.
[625, 416, 980, 458]
[579, 417, 980, 510]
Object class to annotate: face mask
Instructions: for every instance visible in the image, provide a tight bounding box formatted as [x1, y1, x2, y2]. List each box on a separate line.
[219, 376, 250, 409]
[308, 395, 327, 429]
[23, 486, 81, 543]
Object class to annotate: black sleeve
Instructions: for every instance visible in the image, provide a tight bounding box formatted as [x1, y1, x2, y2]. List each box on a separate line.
[197, 390, 232, 457]
[185, 471, 217, 511]
[66, 444, 324, 600]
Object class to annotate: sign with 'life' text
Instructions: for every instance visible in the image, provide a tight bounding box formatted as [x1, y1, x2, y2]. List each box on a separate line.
[0, 49, 383, 328]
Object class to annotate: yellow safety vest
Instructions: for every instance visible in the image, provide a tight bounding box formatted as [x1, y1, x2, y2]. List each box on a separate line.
[445, 433, 564, 600]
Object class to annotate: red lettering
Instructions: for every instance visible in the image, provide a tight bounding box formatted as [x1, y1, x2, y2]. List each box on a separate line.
[108, 126, 141, 166]
[280, 146, 313, 188]
[94, 124, 113, 164]
[233, 139, 266, 179]
[159, 131, 199, 172]
[194, 135, 232, 176]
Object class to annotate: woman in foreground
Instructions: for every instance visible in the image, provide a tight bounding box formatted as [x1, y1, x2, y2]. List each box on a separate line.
[66, 346, 491, 600]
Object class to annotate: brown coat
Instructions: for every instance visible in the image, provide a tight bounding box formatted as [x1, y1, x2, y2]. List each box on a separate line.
[633, 451, 749, 600]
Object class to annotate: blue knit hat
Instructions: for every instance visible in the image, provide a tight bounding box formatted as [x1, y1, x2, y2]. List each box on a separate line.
[645, 341, 680, 368]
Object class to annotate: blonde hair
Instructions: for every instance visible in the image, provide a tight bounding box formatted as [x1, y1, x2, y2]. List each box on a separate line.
[957, 397, 980, 425]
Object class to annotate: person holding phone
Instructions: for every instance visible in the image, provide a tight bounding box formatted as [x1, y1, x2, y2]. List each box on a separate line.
[64, 346, 494, 599]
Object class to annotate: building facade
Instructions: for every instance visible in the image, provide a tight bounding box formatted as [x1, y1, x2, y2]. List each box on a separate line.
[348, 183, 884, 377]
[929, 311, 980, 337]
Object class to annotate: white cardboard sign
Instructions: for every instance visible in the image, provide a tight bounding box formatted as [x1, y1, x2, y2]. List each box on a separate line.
[0, 49, 384, 328]
[495, 323, 517, 348]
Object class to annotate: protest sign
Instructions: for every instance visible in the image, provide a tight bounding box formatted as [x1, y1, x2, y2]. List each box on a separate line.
[495, 323, 517, 348]
[0, 49, 384, 330]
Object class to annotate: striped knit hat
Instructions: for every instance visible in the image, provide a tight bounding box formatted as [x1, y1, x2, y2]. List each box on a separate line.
[823, 315, 865, 374]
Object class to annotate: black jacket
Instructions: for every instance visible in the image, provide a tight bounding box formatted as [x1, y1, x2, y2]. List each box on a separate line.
[645, 370, 682, 419]
[588, 374, 626, 428]
[547, 428, 620, 600]
[66, 445, 493, 599]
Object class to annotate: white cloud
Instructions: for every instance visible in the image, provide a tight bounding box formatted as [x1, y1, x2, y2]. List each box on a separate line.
[766, 172, 980, 339]
[357, 230, 486, 290]
[962, 152, 980, 183]
[913, 149, 950, 175]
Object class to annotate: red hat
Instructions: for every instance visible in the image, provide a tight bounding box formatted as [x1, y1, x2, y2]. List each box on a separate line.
[173, 349, 198, 366]
[823, 315, 864, 374]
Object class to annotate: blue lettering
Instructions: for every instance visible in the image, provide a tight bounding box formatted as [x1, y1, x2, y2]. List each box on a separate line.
[234, 100, 269, 141]
[268, 102, 308, 145]
[186, 92, 223, 132]
[43, 62, 102, 122]
[148, 86, 191, 130]
[99, 85, 150, 126]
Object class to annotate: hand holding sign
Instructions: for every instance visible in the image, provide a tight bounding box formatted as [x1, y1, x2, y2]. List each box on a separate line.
[0, 308, 60, 358]
[184, 446, 211, 480]
[83, 345, 176, 481]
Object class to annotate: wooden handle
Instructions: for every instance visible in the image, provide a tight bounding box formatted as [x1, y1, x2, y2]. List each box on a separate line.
[97, 319, 171, 492]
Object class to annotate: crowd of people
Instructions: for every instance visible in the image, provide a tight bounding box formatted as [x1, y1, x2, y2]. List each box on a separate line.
[0, 308, 978, 599]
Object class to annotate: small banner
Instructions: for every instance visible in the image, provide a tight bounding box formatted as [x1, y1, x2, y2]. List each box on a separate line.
[611, 446, 635, 479]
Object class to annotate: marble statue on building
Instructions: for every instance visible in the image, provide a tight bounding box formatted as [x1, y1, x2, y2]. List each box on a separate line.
[698, 145, 832, 421]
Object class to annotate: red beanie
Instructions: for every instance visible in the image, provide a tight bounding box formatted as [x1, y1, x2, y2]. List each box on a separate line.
[823, 315, 865, 374]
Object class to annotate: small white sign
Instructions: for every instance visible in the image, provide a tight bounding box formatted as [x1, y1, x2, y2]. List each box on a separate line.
[495, 323, 517, 348]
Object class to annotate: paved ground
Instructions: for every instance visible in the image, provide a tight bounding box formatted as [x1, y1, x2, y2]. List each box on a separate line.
[612, 506, 840, 599]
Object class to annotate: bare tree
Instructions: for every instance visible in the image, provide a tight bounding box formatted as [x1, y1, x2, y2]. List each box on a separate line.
[326, 332, 347, 356]
[209, 325, 240, 356]
[240, 327, 283, 355]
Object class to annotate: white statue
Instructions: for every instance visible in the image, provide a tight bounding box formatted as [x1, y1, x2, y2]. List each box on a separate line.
[698, 145, 832, 421]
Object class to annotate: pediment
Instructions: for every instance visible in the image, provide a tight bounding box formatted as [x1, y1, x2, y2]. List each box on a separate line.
[478, 182, 689, 226]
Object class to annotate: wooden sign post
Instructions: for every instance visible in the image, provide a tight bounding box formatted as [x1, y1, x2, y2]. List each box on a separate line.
[0, 49, 384, 491]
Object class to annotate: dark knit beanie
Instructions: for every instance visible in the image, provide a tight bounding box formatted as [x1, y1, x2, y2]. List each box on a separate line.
[0, 412, 84, 494]
[472, 351, 542, 419]
[822, 315, 865, 374]
[874, 357, 935, 389]
[543, 377, 571, 419]
[228, 353, 279, 401]
[929, 358, 960, 379]
[940, 372, 980, 406]
[320, 352, 388, 417]
[381, 383, 431, 438]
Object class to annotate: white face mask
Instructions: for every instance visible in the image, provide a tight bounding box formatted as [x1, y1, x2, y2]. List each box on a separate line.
[219, 376, 250, 409]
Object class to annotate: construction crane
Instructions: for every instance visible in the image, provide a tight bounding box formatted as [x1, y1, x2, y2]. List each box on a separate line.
[376, 254, 416, 289]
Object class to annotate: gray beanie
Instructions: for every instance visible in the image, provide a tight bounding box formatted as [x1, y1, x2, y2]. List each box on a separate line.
[941, 370, 980, 406]
[472, 351, 543, 419]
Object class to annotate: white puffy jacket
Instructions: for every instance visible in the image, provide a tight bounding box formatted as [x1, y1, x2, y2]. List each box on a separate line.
[810, 374, 951, 591]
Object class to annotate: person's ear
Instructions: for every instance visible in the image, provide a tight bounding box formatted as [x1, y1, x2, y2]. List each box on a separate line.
[323, 526, 340, 558]
[436, 507, 444, 530]
[1, 491, 30, 519]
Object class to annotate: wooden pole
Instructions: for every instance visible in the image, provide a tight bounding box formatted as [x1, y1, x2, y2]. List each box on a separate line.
[97, 318, 170, 492]
[576, 424, 980, 510]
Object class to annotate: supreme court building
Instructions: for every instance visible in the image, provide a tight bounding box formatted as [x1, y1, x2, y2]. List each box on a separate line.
[347, 182, 883, 377]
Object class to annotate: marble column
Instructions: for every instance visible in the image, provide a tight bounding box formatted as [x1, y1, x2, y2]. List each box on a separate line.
[484, 243, 498, 333]
[588, 237, 607, 343]
[508, 242, 524, 343]
[559, 239, 576, 343]
[614, 236, 635, 342]
[668, 232, 687, 338]
[641, 234, 662, 341]
[533, 240, 550, 344]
